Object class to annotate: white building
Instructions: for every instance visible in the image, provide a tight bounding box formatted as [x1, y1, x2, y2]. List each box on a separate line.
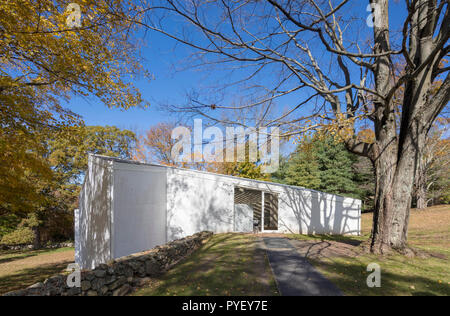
[75, 154, 361, 269]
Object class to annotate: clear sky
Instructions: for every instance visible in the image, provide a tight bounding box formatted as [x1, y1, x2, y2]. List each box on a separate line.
[67, 30, 202, 134]
[66, 1, 408, 137]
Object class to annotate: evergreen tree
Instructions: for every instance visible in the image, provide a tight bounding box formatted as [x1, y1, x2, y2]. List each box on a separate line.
[284, 134, 366, 199]
[270, 155, 289, 184]
[314, 136, 358, 197]
[352, 156, 376, 211]
[285, 139, 321, 190]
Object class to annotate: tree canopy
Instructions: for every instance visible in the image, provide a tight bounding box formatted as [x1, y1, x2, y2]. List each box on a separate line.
[129, 0, 449, 253]
[1, 125, 137, 245]
[0, 0, 147, 215]
[283, 134, 366, 198]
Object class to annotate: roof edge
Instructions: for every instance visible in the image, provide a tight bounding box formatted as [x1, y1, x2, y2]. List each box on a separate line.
[88, 153, 361, 203]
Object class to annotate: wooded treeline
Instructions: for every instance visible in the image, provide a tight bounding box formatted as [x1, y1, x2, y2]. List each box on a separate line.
[136, 122, 449, 213]
[0, 126, 137, 247]
[0, 1, 449, 254]
[0, 0, 145, 247]
[2, 117, 447, 247]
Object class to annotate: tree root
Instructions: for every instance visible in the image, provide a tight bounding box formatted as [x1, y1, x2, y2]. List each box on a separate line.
[394, 246, 430, 259]
[360, 241, 431, 258]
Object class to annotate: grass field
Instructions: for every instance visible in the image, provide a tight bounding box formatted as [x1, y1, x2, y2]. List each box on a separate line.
[133, 234, 279, 296]
[0, 247, 74, 294]
[288, 205, 450, 296]
[0, 206, 448, 296]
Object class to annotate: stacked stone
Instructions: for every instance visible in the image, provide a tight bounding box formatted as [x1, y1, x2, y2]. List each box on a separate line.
[3, 231, 213, 296]
[1, 242, 74, 251]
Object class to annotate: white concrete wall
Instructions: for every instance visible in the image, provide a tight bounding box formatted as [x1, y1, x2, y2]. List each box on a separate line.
[277, 186, 361, 235]
[111, 162, 167, 259]
[166, 168, 361, 240]
[234, 204, 254, 232]
[76, 155, 113, 269]
[77, 155, 361, 268]
[74, 208, 80, 264]
[166, 168, 234, 241]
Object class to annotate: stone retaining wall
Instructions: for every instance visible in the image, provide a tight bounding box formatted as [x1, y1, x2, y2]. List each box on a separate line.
[3, 231, 213, 296]
[0, 242, 74, 252]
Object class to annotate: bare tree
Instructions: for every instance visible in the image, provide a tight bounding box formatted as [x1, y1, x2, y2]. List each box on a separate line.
[135, 122, 179, 166]
[427, 137, 450, 205]
[414, 120, 450, 208]
[127, 0, 449, 254]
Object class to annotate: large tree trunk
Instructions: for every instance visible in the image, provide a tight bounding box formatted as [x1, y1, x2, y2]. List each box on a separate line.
[415, 167, 428, 210]
[416, 186, 427, 210]
[32, 226, 41, 250]
[370, 89, 429, 254]
[370, 135, 419, 254]
[367, 0, 445, 254]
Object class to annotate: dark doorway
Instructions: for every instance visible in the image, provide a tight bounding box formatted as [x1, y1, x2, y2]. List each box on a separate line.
[264, 192, 278, 230]
[234, 187, 279, 232]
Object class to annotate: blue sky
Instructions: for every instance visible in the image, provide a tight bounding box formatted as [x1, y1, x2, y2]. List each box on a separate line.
[66, 1, 408, 137]
[67, 31, 201, 134]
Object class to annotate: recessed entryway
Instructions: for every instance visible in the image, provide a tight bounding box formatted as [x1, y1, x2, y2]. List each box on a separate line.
[234, 187, 279, 233]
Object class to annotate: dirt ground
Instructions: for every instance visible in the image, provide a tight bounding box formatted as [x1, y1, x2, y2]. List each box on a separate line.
[0, 250, 74, 277]
[289, 239, 361, 259]
[362, 204, 450, 232]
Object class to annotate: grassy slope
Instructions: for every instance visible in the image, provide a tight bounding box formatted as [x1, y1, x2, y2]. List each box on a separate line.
[0, 206, 447, 296]
[0, 247, 74, 294]
[133, 234, 279, 296]
[289, 205, 450, 296]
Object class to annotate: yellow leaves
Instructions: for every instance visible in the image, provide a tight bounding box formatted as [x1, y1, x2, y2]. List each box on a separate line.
[0, 122, 54, 212]
[1, 0, 147, 110]
[0, 2, 148, 214]
[357, 129, 375, 144]
[322, 113, 356, 143]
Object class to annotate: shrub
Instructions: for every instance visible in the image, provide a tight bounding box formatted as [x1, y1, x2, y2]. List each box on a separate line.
[0, 213, 21, 239]
[0, 226, 35, 245]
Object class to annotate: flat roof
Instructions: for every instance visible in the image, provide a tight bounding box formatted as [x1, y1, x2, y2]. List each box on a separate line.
[90, 153, 360, 202]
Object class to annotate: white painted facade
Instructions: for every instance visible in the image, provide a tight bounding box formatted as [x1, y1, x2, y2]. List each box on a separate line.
[76, 154, 361, 269]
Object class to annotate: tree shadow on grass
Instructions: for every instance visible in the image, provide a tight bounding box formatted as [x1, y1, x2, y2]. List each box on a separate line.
[309, 257, 450, 296]
[195, 233, 236, 253]
[290, 234, 365, 246]
[0, 249, 53, 265]
[0, 261, 70, 295]
[134, 234, 278, 296]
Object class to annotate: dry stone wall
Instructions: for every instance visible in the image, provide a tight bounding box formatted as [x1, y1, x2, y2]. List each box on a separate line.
[3, 231, 213, 296]
[1, 242, 74, 251]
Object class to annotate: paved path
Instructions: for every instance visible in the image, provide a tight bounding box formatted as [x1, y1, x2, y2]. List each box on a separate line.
[262, 237, 342, 296]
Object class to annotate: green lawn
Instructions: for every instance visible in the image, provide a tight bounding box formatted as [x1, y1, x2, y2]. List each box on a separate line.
[0, 247, 74, 294]
[0, 247, 71, 263]
[1, 206, 448, 296]
[288, 205, 450, 296]
[133, 233, 279, 296]
[307, 247, 449, 296]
